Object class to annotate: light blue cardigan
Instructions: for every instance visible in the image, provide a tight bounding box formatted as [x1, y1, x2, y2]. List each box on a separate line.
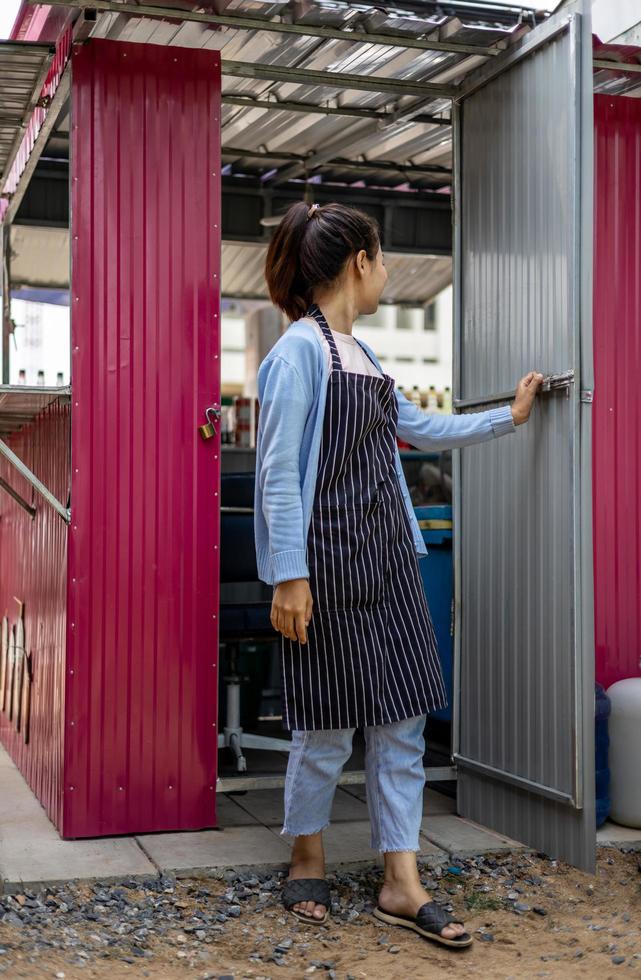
[254, 319, 515, 586]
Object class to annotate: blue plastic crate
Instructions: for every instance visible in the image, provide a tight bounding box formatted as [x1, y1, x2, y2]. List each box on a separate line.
[415, 505, 453, 722]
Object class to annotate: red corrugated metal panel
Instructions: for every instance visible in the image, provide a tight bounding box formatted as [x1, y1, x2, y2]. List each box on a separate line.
[0, 402, 70, 829]
[593, 94, 641, 689]
[68, 39, 221, 837]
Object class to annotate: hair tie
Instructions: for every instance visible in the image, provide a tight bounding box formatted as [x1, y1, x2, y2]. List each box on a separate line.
[307, 203, 320, 220]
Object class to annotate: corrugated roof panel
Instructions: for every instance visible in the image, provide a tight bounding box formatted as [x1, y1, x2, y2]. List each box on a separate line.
[221, 242, 451, 304]
[0, 41, 53, 180]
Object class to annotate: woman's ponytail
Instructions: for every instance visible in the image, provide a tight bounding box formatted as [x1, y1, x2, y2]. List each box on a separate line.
[264, 202, 380, 322]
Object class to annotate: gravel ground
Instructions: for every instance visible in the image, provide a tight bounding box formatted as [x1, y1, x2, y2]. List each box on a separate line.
[0, 847, 640, 979]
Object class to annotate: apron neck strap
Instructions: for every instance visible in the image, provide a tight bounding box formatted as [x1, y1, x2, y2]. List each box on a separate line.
[307, 304, 343, 372]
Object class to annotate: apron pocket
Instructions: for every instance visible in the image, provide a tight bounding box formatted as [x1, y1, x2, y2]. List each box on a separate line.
[307, 502, 386, 612]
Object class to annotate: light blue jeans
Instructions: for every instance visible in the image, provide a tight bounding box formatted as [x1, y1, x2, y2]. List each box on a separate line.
[281, 714, 427, 852]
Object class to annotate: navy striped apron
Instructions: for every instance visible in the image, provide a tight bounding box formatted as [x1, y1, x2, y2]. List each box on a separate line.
[280, 303, 447, 731]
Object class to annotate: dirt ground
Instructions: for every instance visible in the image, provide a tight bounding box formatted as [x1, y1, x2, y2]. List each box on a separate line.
[1, 848, 639, 980]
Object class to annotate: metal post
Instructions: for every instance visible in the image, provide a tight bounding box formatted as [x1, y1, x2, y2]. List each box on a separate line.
[2, 224, 10, 385]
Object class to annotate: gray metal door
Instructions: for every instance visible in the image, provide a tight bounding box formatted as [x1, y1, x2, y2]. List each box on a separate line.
[452, 5, 595, 871]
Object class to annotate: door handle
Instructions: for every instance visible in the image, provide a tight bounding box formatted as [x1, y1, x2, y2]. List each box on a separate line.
[453, 370, 575, 411]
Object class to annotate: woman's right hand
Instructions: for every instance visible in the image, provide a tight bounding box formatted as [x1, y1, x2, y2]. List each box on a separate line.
[271, 578, 314, 644]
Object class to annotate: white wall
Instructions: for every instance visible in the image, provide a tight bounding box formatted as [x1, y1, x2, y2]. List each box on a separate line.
[9, 299, 70, 385]
[220, 289, 455, 395]
[355, 287, 453, 393]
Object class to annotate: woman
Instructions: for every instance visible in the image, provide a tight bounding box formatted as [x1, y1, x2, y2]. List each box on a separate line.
[254, 201, 542, 949]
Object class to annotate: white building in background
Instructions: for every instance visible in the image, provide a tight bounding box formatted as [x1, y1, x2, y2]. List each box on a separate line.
[221, 285, 454, 397]
[354, 286, 453, 395]
[9, 299, 70, 386]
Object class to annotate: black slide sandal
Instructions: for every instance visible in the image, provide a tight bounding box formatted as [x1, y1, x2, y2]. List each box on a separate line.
[282, 878, 331, 924]
[374, 900, 473, 949]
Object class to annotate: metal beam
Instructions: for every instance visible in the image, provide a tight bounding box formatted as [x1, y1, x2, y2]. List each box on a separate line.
[0, 44, 55, 187]
[593, 59, 641, 74]
[27, 0, 502, 58]
[222, 60, 456, 100]
[223, 145, 451, 180]
[222, 94, 451, 127]
[3, 67, 71, 225]
[1, 225, 9, 385]
[0, 436, 70, 523]
[0, 476, 37, 518]
[217, 765, 457, 792]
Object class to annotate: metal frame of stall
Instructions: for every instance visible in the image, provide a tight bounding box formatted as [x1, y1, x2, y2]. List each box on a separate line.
[1, 0, 640, 868]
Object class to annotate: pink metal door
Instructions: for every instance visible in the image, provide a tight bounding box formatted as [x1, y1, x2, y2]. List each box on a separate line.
[593, 94, 641, 691]
[67, 39, 221, 837]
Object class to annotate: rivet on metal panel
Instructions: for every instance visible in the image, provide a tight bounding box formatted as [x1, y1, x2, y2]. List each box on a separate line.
[69, 669, 74, 675]
[74, 402, 78, 407]
[118, 786, 124, 791]
[214, 545, 218, 549]
[213, 614, 216, 619]
[74, 346, 79, 351]
[75, 468, 79, 473]
[70, 720, 74, 726]
[73, 525, 77, 530]
[71, 623, 75, 629]
[214, 491, 218, 496]
[214, 354, 218, 359]
[69, 786, 75, 791]
[169, 784, 173, 789]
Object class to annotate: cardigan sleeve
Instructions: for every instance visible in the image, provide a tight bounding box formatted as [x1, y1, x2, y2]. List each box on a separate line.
[396, 393, 515, 450]
[256, 354, 313, 585]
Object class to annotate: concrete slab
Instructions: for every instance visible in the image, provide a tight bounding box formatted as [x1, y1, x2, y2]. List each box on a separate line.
[271, 819, 448, 871]
[137, 824, 291, 875]
[1, 837, 156, 893]
[216, 793, 261, 827]
[0, 750, 156, 892]
[420, 815, 527, 857]
[423, 788, 457, 816]
[234, 786, 369, 826]
[597, 820, 641, 847]
[342, 783, 456, 816]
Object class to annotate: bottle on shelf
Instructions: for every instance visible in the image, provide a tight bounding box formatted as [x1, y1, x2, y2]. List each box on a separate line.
[410, 384, 422, 409]
[443, 386, 452, 413]
[37, 370, 45, 386]
[56, 372, 64, 386]
[18, 369, 26, 385]
[426, 385, 439, 413]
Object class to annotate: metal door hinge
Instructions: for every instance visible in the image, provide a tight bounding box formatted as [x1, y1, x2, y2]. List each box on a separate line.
[580, 389, 594, 404]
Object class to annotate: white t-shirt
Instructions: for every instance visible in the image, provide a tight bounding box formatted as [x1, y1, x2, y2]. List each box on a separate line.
[304, 317, 383, 378]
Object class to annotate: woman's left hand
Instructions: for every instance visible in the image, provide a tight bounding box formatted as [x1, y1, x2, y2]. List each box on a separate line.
[511, 372, 544, 425]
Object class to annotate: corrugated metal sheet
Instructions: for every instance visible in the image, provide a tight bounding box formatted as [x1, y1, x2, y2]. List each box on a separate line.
[222, 242, 452, 306]
[0, 41, 54, 182]
[593, 94, 641, 689]
[0, 28, 71, 222]
[89, 0, 537, 190]
[0, 400, 70, 831]
[0, 386, 70, 437]
[454, 14, 595, 869]
[67, 39, 221, 838]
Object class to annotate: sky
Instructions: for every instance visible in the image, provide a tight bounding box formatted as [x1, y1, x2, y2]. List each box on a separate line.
[0, 1, 21, 40]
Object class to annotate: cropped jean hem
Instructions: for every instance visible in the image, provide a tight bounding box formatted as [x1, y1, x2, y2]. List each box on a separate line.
[280, 819, 331, 839]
